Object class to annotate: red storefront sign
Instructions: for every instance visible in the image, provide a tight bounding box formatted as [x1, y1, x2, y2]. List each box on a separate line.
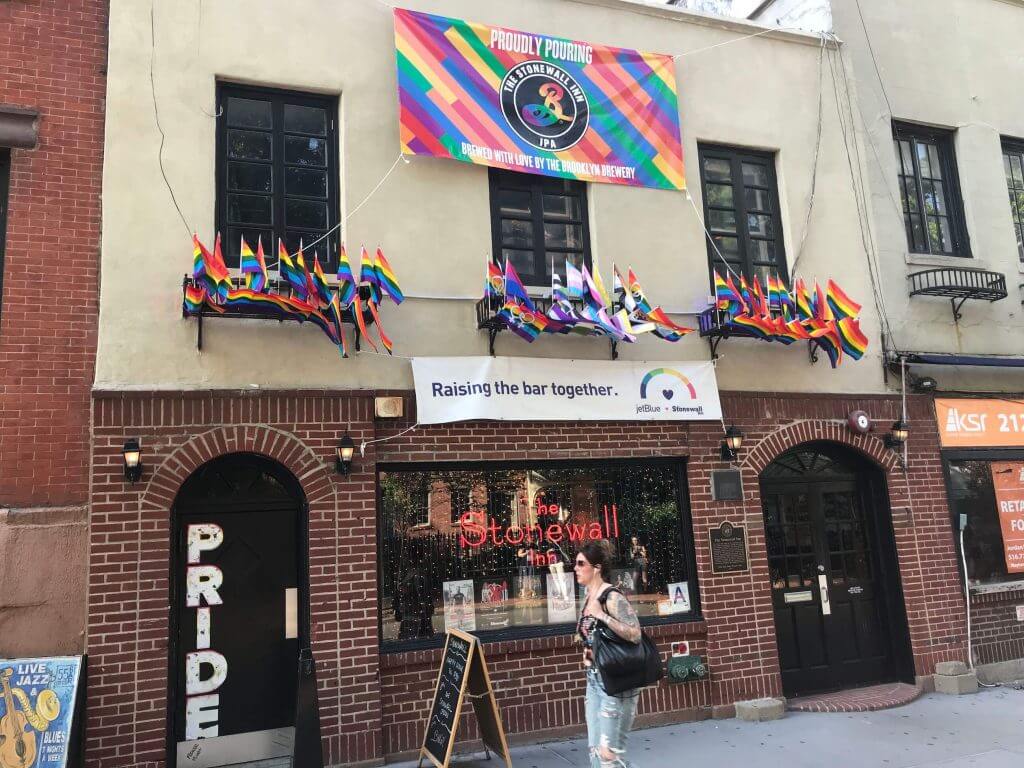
[991, 462, 1024, 574]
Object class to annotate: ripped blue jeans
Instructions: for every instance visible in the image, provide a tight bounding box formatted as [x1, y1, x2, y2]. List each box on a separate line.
[585, 668, 639, 768]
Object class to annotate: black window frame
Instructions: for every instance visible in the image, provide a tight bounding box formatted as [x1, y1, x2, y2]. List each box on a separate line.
[488, 169, 592, 289]
[892, 121, 971, 258]
[376, 457, 702, 654]
[0, 150, 9, 315]
[697, 143, 788, 286]
[1000, 137, 1024, 265]
[215, 82, 341, 272]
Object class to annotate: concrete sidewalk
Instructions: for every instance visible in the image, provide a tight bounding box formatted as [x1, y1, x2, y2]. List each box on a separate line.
[395, 686, 1024, 768]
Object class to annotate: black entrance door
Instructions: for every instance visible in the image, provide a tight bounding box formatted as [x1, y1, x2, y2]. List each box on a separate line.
[171, 454, 304, 768]
[761, 445, 904, 697]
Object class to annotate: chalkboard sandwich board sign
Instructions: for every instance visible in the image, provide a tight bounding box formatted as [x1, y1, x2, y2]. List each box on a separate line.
[418, 629, 511, 768]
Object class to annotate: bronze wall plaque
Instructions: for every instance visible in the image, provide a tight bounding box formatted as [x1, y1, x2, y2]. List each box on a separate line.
[709, 521, 748, 574]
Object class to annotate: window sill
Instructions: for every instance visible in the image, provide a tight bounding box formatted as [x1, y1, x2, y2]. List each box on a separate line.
[905, 253, 981, 270]
[968, 579, 1024, 596]
[380, 615, 708, 660]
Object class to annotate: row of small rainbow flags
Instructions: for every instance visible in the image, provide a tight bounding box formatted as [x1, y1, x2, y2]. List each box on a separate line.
[183, 234, 403, 357]
[483, 259, 694, 343]
[712, 270, 868, 367]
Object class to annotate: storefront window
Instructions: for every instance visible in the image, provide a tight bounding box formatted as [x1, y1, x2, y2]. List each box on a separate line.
[947, 459, 1024, 586]
[379, 461, 698, 647]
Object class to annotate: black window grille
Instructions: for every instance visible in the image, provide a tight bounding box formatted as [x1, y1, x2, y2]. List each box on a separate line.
[0, 150, 8, 315]
[892, 122, 970, 257]
[697, 144, 788, 286]
[216, 83, 340, 271]
[488, 169, 591, 287]
[1001, 138, 1024, 264]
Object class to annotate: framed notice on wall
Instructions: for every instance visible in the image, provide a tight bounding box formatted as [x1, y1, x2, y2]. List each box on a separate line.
[990, 462, 1024, 573]
[0, 656, 84, 768]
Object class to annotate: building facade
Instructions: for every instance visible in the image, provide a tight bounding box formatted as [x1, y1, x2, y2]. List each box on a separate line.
[0, 0, 106, 657]
[90, 1, 977, 766]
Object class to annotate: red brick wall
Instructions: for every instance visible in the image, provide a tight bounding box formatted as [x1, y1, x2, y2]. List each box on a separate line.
[970, 586, 1024, 665]
[87, 388, 968, 767]
[0, 0, 105, 507]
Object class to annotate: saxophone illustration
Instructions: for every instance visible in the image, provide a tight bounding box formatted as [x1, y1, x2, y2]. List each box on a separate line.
[9, 688, 60, 732]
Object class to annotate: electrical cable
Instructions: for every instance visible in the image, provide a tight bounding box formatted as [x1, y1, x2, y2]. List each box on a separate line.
[789, 32, 827, 279]
[853, 0, 894, 120]
[685, 192, 742, 281]
[360, 422, 420, 456]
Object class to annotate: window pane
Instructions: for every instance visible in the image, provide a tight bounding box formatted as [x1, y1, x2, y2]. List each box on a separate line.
[703, 157, 731, 182]
[227, 129, 272, 161]
[498, 188, 532, 215]
[711, 235, 739, 259]
[1011, 154, 1024, 187]
[284, 231, 329, 266]
[542, 194, 581, 219]
[284, 135, 327, 167]
[744, 187, 771, 212]
[741, 162, 769, 187]
[501, 248, 534, 277]
[704, 183, 733, 208]
[927, 215, 952, 253]
[285, 198, 328, 230]
[927, 144, 943, 179]
[947, 460, 1024, 586]
[1004, 154, 1014, 188]
[227, 193, 272, 225]
[227, 162, 272, 193]
[916, 140, 933, 178]
[226, 97, 272, 129]
[544, 223, 583, 249]
[902, 178, 919, 212]
[283, 104, 327, 136]
[379, 463, 694, 644]
[748, 239, 777, 264]
[922, 180, 947, 215]
[707, 209, 736, 232]
[501, 219, 533, 248]
[909, 212, 926, 252]
[285, 167, 327, 198]
[747, 213, 774, 238]
[899, 140, 914, 176]
[226, 227, 274, 265]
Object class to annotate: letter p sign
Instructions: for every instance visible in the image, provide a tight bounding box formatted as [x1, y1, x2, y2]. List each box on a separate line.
[188, 524, 224, 564]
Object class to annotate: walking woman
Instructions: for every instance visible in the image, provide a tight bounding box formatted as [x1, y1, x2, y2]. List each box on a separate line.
[575, 540, 641, 768]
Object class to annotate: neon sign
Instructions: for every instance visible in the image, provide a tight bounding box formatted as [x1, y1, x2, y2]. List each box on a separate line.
[459, 501, 619, 551]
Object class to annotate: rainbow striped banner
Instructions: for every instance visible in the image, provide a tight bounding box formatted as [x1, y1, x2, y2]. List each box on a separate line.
[395, 8, 685, 190]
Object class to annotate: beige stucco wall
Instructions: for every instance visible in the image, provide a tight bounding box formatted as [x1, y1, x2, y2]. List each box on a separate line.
[832, 0, 1024, 391]
[0, 507, 87, 657]
[98, 0, 889, 394]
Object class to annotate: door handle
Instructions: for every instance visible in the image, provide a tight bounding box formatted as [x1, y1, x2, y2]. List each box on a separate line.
[817, 574, 831, 616]
[285, 587, 298, 639]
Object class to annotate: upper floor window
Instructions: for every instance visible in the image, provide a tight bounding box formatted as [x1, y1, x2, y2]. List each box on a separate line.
[1001, 138, 1024, 264]
[488, 170, 591, 287]
[0, 150, 9, 313]
[697, 144, 787, 285]
[892, 122, 969, 257]
[216, 84, 340, 271]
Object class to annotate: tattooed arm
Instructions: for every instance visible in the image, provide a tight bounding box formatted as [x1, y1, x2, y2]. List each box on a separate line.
[599, 589, 641, 644]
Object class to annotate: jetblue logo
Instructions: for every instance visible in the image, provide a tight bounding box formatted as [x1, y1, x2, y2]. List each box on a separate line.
[944, 408, 987, 433]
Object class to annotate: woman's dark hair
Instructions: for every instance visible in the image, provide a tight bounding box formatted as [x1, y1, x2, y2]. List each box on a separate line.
[578, 540, 612, 578]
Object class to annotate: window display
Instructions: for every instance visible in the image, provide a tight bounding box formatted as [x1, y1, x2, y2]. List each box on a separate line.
[947, 459, 1024, 585]
[379, 461, 697, 647]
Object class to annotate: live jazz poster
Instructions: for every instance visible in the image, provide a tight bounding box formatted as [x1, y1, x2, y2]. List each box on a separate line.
[395, 8, 685, 190]
[0, 656, 82, 768]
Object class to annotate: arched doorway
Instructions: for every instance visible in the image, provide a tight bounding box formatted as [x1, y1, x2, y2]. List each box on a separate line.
[169, 453, 307, 767]
[760, 442, 912, 697]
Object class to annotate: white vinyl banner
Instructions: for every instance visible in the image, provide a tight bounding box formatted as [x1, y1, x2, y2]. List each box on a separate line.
[411, 357, 722, 424]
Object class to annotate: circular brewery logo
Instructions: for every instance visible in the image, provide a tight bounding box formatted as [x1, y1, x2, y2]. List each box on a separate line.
[500, 61, 589, 151]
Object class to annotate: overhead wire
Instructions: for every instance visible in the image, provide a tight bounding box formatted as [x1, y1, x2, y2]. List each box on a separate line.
[789, 32, 827, 279]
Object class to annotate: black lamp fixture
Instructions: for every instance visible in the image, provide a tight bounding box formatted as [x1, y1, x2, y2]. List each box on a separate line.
[884, 420, 909, 449]
[335, 434, 355, 475]
[720, 426, 744, 462]
[123, 438, 143, 483]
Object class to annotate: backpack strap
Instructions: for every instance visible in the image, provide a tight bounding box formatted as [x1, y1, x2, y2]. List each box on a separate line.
[597, 585, 621, 609]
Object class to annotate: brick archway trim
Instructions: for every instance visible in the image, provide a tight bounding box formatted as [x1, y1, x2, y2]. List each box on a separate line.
[741, 420, 901, 475]
[138, 424, 336, 512]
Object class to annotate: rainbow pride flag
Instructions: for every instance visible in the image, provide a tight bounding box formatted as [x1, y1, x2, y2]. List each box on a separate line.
[395, 9, 684, 190]
[337, 245, 358, 307]
[374, 247, 404, 305]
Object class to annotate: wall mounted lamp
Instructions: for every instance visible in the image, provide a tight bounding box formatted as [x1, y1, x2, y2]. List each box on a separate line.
[884, 420, 909, 450]
[911, 375, 938, 394]
[123, 438, 143, 483]
[720, 426, 744, 462]
[335, 434, 355, 475]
